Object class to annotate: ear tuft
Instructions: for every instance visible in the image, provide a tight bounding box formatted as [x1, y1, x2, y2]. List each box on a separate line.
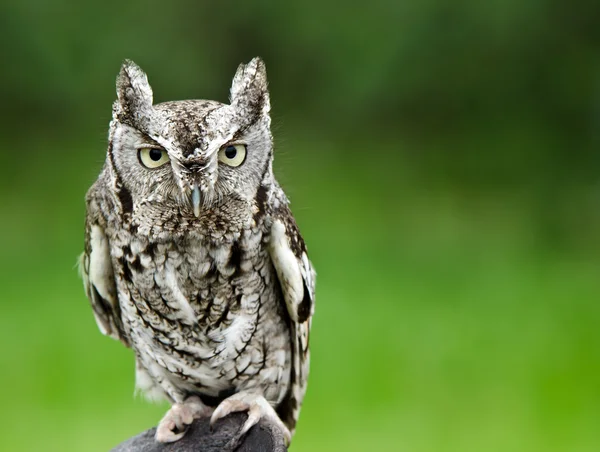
[115, 59, 153, 121]
[229, 57, 270, 118]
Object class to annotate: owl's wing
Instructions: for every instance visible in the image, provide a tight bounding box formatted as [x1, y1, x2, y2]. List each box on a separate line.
[268, 204, 315, 432]
[79, 215, 129, 346]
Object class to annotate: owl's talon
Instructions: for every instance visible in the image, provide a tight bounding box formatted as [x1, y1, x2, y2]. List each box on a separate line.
[240, 403, 262, 435]
[155, 396, 213, 443]
[155, 423, 186, 443]
[210, 392, 292, 446]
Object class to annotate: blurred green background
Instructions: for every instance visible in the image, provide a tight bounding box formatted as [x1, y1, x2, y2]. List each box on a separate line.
[1, 1, 599, 451]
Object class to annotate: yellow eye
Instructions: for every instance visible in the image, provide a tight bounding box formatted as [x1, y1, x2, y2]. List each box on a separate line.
[218, 144, 246, 167]
[138, 148, 169, 169]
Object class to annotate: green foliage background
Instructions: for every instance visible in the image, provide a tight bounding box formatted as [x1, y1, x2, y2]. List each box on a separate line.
[0, 1, 599, 451]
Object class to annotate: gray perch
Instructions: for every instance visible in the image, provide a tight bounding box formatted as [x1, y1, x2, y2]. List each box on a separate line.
[111, 413, 288, 452]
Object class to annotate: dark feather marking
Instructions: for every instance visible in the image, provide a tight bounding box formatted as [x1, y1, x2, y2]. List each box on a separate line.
[145, 241, 157, 257]
[199, 296, 215, 326]
[119, 256, 133, 282]
[241, 91, 266, 126]
[107, 139, 117, 170]
[297, 281, 312, 323]
[117, 184, 133, 215]
[91, 284, 129, 345]
[130, 255, 143, 272]
[230, 129, 246, 143]
[287, 225, 307, 258]
[204, 263, 218, 282]
[107, 141, 133, 216]
[230, 293, 243, 313]
[252, 152, 272, 222]
[274, 204, 307, 258]
[91, 285, 112, 329]
[254, 184, 268, 221]
[229, 241, 242, 273]
[213, 304, 230, 329]
[84, 223, 92, 256]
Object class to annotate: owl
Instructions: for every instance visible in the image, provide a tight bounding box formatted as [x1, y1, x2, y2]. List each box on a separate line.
[79, 58, 315, 446]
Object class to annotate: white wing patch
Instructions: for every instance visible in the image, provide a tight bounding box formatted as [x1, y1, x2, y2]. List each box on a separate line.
[82, 225, 121, 339]
[268, 220, 305, 322]
[267, 211, 315, 433]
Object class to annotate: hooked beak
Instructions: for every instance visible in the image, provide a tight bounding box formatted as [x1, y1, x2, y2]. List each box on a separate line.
[192, 184, 201, 217]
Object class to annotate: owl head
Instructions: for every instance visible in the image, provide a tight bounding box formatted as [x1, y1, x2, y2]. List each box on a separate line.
[107, 58, 273, 225]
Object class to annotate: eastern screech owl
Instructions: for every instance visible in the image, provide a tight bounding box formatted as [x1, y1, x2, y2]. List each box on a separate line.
[79, 58, 315, 446]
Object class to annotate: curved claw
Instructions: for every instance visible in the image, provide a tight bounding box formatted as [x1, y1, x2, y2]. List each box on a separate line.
[210, 392, 292, 446]
[155, 396, 214, 443]
[155, 421, 187, 443]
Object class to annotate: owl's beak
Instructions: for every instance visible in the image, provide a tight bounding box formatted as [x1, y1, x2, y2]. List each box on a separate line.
[192, 184, 201, 217]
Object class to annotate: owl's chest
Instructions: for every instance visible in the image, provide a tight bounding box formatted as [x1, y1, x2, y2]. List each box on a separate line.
[109, 227, 290, 397]
[111, 227, 278, 327]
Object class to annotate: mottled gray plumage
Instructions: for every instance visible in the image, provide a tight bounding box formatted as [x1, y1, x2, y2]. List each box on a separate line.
[79, 58, 315, 445]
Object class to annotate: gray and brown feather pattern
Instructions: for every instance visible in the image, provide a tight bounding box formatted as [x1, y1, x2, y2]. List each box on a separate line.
[79, 58, 315, 445]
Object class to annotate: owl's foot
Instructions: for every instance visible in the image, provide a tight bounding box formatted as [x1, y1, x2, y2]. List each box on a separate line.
[210, 391, 292, 446]
[155, 395, 214, 443]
